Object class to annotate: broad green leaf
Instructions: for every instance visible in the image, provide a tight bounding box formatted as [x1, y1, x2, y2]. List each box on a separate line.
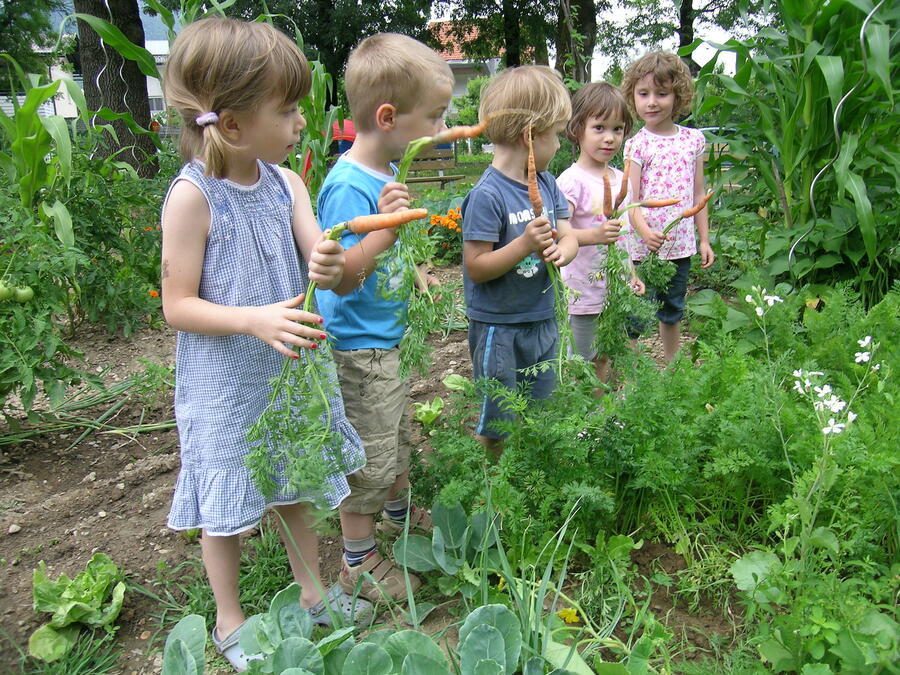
[472, 660, 504, 675]
[163, 614, 206, 674]
[459, 604, 522, 672]
[544, 640, 592, 675]
[162, 639, 198, 675]
[460, 624, 506, 675]
[272, 637, 323, 674]
[41, 200, 74, 248]
[40, 116, 71, 185]
[28, 624, 79, 662]
[431, 502, 467, 550]
[400, 653, 450, 674]
[593, 664, 629, 675]
[384, 630, 446, 673]
[315, 626, 356, 656]
[865, 23, 892, 104]
[71, 14, 160, 79]
[393, 534, 439, 572]
[432, 526, 460, 575]
[343, 642, 393, 674]
[814, 55, 844, 111]
[808, 527, 840, 556]
[842, 172, 876, 264]
[323, 639, 353, 675]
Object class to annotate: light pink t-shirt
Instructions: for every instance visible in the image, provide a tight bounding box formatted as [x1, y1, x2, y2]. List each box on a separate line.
[624, 125, 706, 261]
[556, 163, 630, 315]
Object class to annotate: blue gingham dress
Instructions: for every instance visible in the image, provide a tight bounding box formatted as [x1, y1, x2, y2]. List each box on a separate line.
[165, 161, 365, 536]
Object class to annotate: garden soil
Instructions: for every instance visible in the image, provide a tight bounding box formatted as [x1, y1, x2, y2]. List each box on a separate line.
[0, 267, 728, 674]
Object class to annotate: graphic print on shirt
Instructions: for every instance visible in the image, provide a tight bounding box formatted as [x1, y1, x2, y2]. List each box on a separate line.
[507, 205, 555, 279]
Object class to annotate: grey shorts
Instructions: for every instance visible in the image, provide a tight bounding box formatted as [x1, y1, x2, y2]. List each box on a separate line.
[468, 318, 558, 439]
[332, 347, 412, 514]
[569, 313, 599, 361]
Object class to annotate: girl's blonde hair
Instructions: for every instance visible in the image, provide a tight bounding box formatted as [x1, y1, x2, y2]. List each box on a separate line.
[163, 18, 311, 178]
[566, 82, 633, 145]
[345, 33, 453, 133]
[621, 52, 695, 119]
[479, 66, 572, 145]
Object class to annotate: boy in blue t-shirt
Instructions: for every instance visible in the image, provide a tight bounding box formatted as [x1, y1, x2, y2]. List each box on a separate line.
[462, 66, 578, 458]
[316, 33, 453, 604]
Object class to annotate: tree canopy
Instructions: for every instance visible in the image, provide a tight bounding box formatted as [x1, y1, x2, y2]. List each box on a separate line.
[0, 0, 65, 77]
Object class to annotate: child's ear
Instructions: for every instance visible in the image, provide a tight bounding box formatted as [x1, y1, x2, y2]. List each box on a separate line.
[218, 110, 242, 142]
[375, 103, 397, 131]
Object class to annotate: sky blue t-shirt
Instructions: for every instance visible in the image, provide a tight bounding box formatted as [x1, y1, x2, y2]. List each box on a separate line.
[461, 166, 570, 324]
[315, 156, 406, 350]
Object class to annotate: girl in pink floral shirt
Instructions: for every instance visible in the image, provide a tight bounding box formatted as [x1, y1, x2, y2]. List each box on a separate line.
[622, 52, 714, 362]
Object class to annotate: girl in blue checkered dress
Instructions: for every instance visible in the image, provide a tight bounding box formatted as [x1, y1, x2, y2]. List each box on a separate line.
[160, 18, 368, 671]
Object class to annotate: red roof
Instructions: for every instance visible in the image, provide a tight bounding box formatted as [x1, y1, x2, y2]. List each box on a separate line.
[429, 21, 481, 61]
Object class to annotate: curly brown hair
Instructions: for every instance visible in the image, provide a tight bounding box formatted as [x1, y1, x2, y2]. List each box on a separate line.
[565, 82, 633, 146]
[621, 52, 695, 119]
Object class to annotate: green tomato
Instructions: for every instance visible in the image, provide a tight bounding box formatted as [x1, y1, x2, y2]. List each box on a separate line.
[13, 286, 34, 303]
[0, 282, 11, 302]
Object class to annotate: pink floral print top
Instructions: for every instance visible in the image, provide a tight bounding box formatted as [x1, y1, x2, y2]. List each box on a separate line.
[624, 125, 706, 261]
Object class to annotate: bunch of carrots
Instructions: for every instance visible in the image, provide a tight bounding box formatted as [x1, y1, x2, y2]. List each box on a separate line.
[246, 210, 427, 500]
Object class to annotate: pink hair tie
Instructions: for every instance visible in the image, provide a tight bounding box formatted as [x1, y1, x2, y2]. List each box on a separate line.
[195, 112, 219, 127]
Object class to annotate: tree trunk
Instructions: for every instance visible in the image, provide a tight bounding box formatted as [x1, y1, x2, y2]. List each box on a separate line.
[678, 0, 699, 75]
[74, 0, 158, 177]
[557, 0, 597, 83]
[501, 0, 521, 67]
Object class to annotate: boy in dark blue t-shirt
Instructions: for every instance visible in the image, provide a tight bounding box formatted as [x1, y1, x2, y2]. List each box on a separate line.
[461, 66, 578, 458]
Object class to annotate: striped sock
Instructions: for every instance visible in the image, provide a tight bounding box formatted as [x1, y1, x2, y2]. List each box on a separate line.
[383, 497, 408, 523]
[343, 536, 377, 567]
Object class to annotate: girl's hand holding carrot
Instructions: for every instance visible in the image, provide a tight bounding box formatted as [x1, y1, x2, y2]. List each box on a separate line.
[629, 275, 646, 296]
[308, 234, 345, 290]
[636, 223, 667, 252]
[245, 294, 327, 358]
[588, 218, 622, 246]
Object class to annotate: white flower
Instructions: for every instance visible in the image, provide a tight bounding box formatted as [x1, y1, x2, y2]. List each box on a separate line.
[793, 369, 803, 378]
[847, 411, 857, 423]
[793, 380, 805, 394]
[755, 306, 764, 317]
[825, 396, 846, 413]
[854, 351, 870, 363]
[858, 336, 872, 348]
[813, 384, 832, 398]
[813, 400, 826, 410]
[809, 371, 824, 377]
[763, 295, 783, 306]
[745, 294, 755, 304]
[873, 363, 881, 371]
[822, 419, 845, 435]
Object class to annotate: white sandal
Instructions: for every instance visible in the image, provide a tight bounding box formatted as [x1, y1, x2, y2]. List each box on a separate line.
[211, 621, 262, 673]
[306, 583, 375, 626]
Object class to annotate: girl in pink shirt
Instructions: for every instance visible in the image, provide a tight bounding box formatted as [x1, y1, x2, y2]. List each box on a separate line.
[622, 52, 715, 362]
[557, 83, 643, 384]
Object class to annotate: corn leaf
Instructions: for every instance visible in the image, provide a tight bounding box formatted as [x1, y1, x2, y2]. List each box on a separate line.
[71, 14, 160, 79]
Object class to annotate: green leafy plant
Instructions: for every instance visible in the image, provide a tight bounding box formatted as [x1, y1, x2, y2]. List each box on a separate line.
[412, 396, 445, 427]
[28, 553, 126, 663]
[690, 0, 899, 306]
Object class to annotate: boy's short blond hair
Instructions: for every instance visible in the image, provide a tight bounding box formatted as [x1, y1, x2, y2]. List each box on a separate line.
[621, 52, 695, 118]
[479, 66, 572, 145]
[345, 33, 453, 132]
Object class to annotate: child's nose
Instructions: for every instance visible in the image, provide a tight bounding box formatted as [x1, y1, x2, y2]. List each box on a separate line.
[296, 113, 307, 131]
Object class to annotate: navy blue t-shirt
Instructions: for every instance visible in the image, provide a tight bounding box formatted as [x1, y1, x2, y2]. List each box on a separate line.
[461, 166, 570, 324]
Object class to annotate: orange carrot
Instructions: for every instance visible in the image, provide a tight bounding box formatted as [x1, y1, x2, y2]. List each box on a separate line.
[344, 208, 429, 234]
[602, 172, 613, 218]
[431, 119, 490, 145]
[614, 159, 630, 210]
[527, 125, 543, 216]
[681, 191, 714, 218]
[640, 197, 681, 208]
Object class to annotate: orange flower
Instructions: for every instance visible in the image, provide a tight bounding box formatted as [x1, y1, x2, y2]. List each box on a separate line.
[149, 290, 159, 298]
[144, 227, 154, 231]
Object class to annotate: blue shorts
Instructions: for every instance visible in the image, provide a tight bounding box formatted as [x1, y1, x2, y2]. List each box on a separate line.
[468, 318, 558, 439]
[629, 257, 691, 336]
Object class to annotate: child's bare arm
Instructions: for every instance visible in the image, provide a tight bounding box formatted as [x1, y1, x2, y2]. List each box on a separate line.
[330, 181, 408, 296]
[628, 162, 666, 252]
[161, 180, 326, 358]
[464, 215, 552, 283]
[284, 169, 345, 291]
[693, 158, 715, 269]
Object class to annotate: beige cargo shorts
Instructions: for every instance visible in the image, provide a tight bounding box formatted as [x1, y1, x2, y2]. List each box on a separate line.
[332, 347, 412, 515]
